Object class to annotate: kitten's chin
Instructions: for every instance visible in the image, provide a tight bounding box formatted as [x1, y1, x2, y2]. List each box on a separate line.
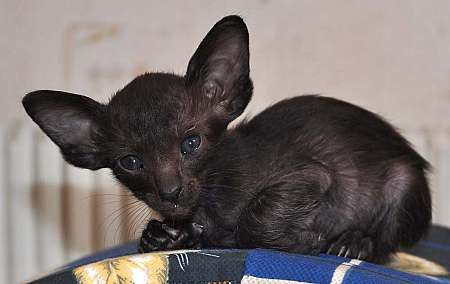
[158, 203, 194, 220]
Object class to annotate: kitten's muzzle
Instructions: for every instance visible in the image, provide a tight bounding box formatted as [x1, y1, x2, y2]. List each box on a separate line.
[159, 185, 181, 203]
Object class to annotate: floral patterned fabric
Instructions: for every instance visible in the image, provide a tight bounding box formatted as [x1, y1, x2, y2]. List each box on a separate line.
[32, 249, 247, 284]
[31, 249, 449, 284]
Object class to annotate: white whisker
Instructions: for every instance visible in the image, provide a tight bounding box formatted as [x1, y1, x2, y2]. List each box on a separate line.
[196, 252, 220, 258]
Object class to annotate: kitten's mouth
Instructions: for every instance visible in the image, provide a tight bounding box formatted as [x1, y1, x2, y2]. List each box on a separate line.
[164, 200, 182, 210]
[157, 182, 199, 218]
[168, 182, 195, 209]
[160, 201, 193, 219]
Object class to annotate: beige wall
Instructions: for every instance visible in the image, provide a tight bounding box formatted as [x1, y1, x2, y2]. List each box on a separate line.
[4, 0, 450, 217]
[0, 1, 449, 280]
[2, 0, 450, 130]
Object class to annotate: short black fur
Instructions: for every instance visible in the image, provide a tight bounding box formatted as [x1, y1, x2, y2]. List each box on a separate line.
[22, 15, 431, 263]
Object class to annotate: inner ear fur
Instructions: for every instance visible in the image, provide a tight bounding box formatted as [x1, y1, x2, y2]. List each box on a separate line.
[22, 90, 107, 170]
[185, 15, 253, 123]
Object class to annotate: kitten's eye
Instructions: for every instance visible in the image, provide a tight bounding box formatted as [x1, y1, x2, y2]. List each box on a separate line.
[181, 135, 201, 155]
[119, 155, 143, 171]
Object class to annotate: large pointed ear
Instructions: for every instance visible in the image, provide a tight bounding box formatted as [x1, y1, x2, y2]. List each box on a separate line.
[185, 15, 253, 123]
[22, 90, 107, 170]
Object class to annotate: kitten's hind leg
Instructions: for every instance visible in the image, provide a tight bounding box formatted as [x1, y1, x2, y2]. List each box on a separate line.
[323, 162, 431, 263]
[235, 162, 331, 255]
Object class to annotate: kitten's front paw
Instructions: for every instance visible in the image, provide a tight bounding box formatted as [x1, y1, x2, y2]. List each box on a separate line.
[138, 220, 203, 253]
[326, 231, 373, 260]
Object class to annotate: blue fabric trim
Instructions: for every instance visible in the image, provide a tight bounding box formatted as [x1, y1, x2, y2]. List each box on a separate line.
[244, 250, 450, 284]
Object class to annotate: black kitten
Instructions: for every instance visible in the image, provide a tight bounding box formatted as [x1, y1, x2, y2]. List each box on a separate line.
[22, 15, 431, 263]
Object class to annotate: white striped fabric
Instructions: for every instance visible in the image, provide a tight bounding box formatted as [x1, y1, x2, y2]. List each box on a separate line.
[330, 259, 363, 284]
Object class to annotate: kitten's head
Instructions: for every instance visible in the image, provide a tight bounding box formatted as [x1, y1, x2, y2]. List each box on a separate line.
[22, 15, 252, 219]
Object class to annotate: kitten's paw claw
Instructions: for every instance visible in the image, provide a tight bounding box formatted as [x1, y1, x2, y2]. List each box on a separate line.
[161, 223, 181, 240]
[326, 243, 335, 255]
[338, 246, 346, 257]
[318, 233, 325, 243]
[344, 247, 351, 258]
[326, 231, 373, 260]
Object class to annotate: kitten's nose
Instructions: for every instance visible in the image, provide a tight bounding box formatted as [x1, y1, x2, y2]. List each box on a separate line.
[159, 186, 181, 203]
